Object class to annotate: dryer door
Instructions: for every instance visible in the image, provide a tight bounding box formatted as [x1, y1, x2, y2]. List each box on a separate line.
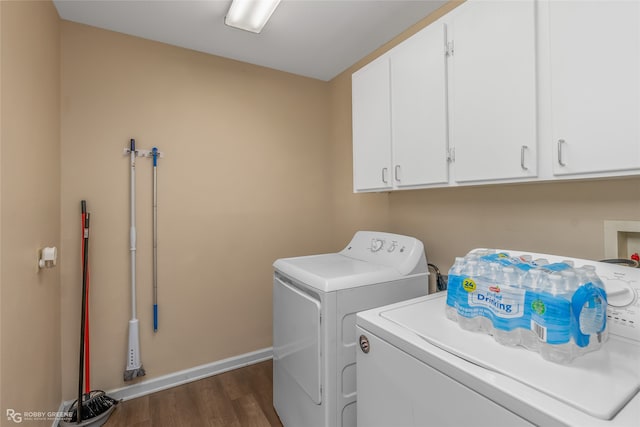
[273, 276, 322, 404]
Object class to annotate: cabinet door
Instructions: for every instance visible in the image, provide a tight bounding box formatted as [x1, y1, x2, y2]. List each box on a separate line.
[449, 0, 537, 183]
[352, 55, 392, 192]
[549, 1, 640, 176]
[390, 21, 449, 187]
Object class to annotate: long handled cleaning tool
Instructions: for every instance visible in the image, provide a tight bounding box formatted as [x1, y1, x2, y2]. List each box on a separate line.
[124, 139, 145, 381]
[78, 203, 89, 422]
[62, 201, 118, 426]
[152, 147, 159, 332]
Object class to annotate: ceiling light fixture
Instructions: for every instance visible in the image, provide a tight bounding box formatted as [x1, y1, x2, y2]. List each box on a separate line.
[225, 0, 282, 34]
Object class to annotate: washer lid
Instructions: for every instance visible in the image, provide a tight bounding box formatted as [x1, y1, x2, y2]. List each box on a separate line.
[378, 296, 640, 421]
[274, 253, 411, 292]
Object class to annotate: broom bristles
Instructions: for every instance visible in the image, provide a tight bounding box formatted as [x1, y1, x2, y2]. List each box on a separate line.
[64, 390, 119, 423]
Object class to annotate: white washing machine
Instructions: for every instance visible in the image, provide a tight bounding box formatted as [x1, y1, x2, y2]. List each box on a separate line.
[273, 231, 430, 427]
[356, 250, 640, 427]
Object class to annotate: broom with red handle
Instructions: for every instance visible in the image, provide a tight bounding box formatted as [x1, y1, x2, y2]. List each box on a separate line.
[61, 201, 118, 426]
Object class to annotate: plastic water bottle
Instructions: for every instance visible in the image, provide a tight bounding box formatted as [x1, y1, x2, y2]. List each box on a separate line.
[533, 258, 549, 267]
[561, 270, 579, 292]
[575, 265, 608, 355]
[539, 270, 579, 363]
[486, 261, 502, 283]
[493, 266, 521, 346]
[457, 260, 484, 332]
[475, 257, 495, 334]
[521, 268, 544, 351]
[519, 254, 533, 264]
[445, 257, 466, 321]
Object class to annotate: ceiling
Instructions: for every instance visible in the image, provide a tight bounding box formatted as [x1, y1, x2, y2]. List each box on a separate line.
[53, 0, 447, 81]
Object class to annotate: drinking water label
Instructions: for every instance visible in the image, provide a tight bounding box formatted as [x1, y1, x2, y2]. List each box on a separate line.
[457, 277, 528, 330]
[467, 284, 526, 318]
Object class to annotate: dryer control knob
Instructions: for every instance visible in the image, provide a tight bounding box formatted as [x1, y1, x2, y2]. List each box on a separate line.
[370, 238, 384, 252]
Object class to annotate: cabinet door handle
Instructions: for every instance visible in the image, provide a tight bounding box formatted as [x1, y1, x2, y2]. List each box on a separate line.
[394, 165, 401, 182]
[381, 167, 388, 184]
[558, 139, 567, 166]
[520, 145, 528, 170]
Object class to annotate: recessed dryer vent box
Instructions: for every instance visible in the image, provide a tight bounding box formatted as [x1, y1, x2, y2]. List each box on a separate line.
[604, 220, 640, 259]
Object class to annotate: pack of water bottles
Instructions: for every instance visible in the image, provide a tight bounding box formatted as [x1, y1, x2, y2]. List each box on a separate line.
[445, 249, 608, 363]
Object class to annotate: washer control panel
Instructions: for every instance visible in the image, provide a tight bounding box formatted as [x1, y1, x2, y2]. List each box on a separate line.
[599, 268, 640, 341]
[369, 238, 401, 253]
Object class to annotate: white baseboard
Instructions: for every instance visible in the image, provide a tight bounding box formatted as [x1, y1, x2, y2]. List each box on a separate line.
[106, 347, 273, 401]
[53, 347, 273, 427]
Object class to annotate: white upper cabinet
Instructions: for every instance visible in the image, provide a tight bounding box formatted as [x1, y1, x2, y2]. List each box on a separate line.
[448, 0, 538, 183]
[390, 21, 449, 188]
[351, 0, 640, 193]
[352, 55, 392, 192]
[548, 0, 640, 176]
[352, 20, 449, 193]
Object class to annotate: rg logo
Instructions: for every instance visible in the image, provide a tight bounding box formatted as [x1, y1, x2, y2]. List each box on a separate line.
[6, 409, 22, 423]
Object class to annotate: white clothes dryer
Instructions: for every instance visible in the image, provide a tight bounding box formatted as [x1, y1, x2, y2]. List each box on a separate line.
[356, 250, 640, 427]
[273, 231, 429, 427]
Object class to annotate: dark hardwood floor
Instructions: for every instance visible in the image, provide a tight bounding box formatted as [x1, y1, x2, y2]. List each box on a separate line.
[104, 360, 283, 427]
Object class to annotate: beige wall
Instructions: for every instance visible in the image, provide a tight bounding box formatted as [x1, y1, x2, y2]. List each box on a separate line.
[389, 178, 640, 272]
[0, 0, 61, 424]
[1, 0, 3, 415]
[59, 21, 336, 399]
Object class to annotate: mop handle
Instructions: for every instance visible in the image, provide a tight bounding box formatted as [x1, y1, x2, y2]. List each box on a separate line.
[78, 202, 89, 424]
[130, 139, 137, 320]
[81, 202, 89, 388]
[83, 212, 91, 394]
[152, 147, 158, 331]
